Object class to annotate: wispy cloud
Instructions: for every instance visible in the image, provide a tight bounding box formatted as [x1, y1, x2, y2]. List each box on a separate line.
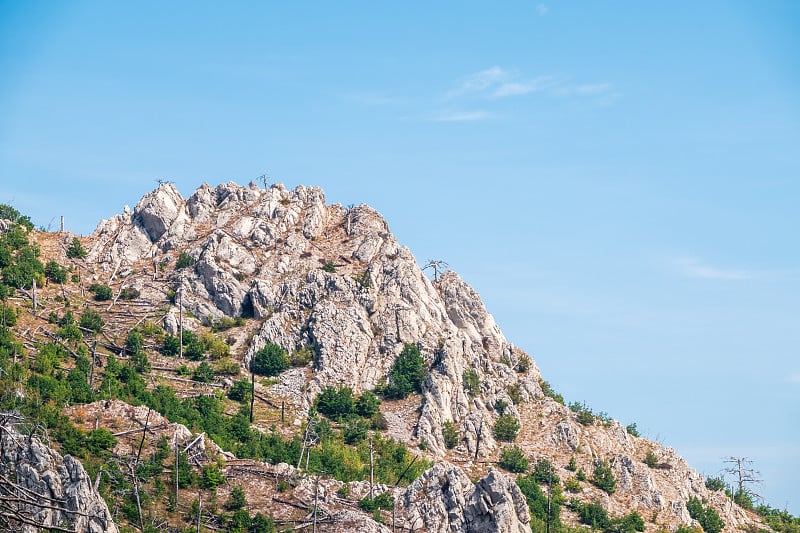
[672, 257, 754, 281]
[493, 76, 558, 97]
[430, 110, 493, 122]
[446, 66, 508, 99]
[446, 67, 611, 101]
[787, 373, 800, 384]
[536, 3, 549, 16]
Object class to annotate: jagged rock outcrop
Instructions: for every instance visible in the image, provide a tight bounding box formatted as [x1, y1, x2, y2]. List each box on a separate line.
[400, 462, 531, 533]
[0, 412, 118, 533]
[79, 181, 765, 532]
[86, 181, 544, 457]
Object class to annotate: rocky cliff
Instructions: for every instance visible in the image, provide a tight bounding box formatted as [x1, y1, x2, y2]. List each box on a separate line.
[71, 181, 763, 532]
[0, 412, 118, 533]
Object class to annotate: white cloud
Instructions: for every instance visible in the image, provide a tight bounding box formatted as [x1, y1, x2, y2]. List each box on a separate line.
[447, 68, 612, 102]
[493, 76, 558, 97]
[430, 110, 493, 122]
[788, 373, 800, 384]
[446, 66, 508, 99]
[536, 3, 549, 16]
[672, 257, 753, 281]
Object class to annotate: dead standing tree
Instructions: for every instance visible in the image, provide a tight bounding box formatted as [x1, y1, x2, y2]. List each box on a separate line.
[723, 456, 763, 503]
[423, 260, 449, 282]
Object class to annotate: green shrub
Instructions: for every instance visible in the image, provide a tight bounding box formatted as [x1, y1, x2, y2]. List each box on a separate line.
[644, 450, 658, 468]
[225, 486, 247, 511]
[517, 474, 562, 527]
[358, 492, 394, 512]
[119, 287, 140, 300]
[592, 460, 616, 495]
[576, 468, 587, 481]
[626, 422, 640, 437]
[462, 368, 480, 396]
[213, 357, 241, 376]
[539, 379, 565, 405]
[86, 428, 117, 457]
[66, 237, 87, 259]
[201, 464, 225, 490]
[322, 261, 337, 273]
[442, 421, 459, 449]
[316, 386, 355, 421]
[686, 497, 725, 533]
[161, 334, 180, 356]
[567, 456, 577, 471]
[89, 283, 113, 301]
[383, 343, 427, 399]
[493, 414, 520, 442]
[499, 445, 529, 473]
[252, 342, 289, 376]
[571, 499, 610, 530]
[290, 345, 314, 366]
[532, 457, 560, 484]
[564, 477, 582, 493]
[202, 332, 231, 359]
[570, 401, 595, 426]
[192, 362, 215, 383]
[705, 476, 725, 492]
[175, 252, 196, 269]
[79, 308, 104, 334]
[507, 383, 523, 404]
[228, 378, 252, 403]
[342, 416, 370, 444]
[211, 316, 245, 332]
[354, 390, 380, 418]
[0, 204, 33, 230]
[44, 260, 68, 283]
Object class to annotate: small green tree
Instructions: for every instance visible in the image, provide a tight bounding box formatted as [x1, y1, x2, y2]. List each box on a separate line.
[532, 457, 560, 484]
[442, 421, 459, 449]
[493, 414, 520, 442]
[66, 237, 87, 259]
[44, 260, 68, 283]
[175, 252, 196, 269]
[86, 428, 117, 457]
[252, 342, 289, 376]
[161, 334, 180, 356]
[592, 460, 616, 495]
[192, 362, 215, 383]
[462, 368, 480, 396]
[89, 283, 113, 301]
[705, 476, 725, 492]
[499, 446, 529, 473]
[383, 343, 427, 399]
[354, 390, 380, 418]
[225, 486, 247, 511]
[79, 308, 104, 334]
[315, 386, 355, 421]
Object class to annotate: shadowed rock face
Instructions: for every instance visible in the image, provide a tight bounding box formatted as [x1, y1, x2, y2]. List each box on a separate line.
[0, 414, 118, 533]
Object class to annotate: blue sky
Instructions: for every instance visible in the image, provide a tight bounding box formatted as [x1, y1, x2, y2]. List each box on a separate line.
[2, 1, 798, 512]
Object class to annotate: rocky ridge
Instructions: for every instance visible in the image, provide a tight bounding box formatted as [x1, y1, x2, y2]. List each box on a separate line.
[75, 181, 762, 532]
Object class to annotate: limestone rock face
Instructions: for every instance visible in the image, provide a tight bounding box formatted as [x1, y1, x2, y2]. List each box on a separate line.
[400, 463, 531, 533]
[0, 413, 119, 533]
[81, 180, 765, 532]
[88, 181, 539, 458]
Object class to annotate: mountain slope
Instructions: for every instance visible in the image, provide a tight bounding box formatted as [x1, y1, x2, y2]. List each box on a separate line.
[0, 181, 770, 532]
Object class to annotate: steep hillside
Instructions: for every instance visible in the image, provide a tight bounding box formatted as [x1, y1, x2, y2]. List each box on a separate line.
[0, 181, 778, 533]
